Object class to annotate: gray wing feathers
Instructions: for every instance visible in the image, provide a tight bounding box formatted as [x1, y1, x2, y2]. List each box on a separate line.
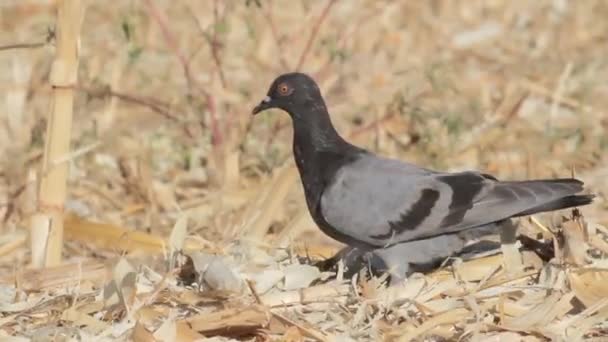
[320, 154, 587, 248]
[320, 156, 445, 246]
[439, 179, 584, 235]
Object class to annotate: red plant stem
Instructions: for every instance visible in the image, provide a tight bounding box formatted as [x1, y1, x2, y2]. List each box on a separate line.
[211, 0, 226, 88]
[315, 8, 382, 80]
[143, 0, 222, 146]
[296, 0, 338, 71]
[263, 0, 290, 70]
[143, 0, 191, 83]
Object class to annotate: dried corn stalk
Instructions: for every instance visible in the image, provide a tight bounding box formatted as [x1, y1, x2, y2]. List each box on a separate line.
[30, 0, 85, 267]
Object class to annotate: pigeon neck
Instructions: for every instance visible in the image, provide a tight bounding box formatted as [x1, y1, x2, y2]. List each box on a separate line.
[291, 108, 348, 152]
[290, 107, 363, 218]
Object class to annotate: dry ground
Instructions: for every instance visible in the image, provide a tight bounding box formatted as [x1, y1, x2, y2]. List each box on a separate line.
[0, 0, 607, 341]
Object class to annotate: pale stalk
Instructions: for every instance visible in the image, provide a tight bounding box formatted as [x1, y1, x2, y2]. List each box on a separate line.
[30, 0, 85, 267]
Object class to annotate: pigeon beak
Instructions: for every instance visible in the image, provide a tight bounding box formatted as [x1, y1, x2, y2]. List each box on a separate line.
[252, 96, 272, 115]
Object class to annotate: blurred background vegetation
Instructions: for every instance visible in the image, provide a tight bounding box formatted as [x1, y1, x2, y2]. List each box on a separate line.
[1, 1, 608, 340]
[1, 0, 607, 267]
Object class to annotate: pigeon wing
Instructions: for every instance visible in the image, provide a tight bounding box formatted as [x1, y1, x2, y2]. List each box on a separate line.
[320, 154, 589, 247]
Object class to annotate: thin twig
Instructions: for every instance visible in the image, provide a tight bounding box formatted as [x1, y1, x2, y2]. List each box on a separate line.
[295, 0, 338, 71]
[67, 83, 204, 140]
[68, 84, 180, 121]
[2, 184, 27, 223]
[142, 0, 191, 86]
[246, 279, 263, 304]
[189, 0, 227, 89]
[187, 1, 231, 144]
[519, 78, 593, 112]
[548, 62, 574, 132]
[315, 7, 383, 79]
[349, 107, 410, 138]
[0, 28, 55, 52]
[143, 0, 222, 146]
[0, 42, 46, 51]
[210, 0, 226, 88]
[264, 118, 288, 150]
[271, 311, 331, 342]
[262, 0, 290, 70]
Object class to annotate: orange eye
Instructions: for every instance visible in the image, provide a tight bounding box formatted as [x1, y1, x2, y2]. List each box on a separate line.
[277, 82, 292, 96]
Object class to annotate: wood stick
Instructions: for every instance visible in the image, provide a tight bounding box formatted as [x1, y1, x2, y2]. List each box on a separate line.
[185, 304, 270, 337]
[5, 260, 108, 291]
[260, 283, 350, 307]
[31, 0, 85, 267]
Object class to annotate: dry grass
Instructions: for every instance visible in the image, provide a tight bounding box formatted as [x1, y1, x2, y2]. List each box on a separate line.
[1, 0, 607, 340]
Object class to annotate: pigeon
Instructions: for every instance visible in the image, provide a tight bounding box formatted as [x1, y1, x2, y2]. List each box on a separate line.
[252, 72, 594, 282]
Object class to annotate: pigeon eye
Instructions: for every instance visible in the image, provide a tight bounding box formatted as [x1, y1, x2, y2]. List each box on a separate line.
[277, 83, 293, 96]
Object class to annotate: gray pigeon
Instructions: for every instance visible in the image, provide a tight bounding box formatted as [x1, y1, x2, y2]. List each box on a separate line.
[252, 72, 594, 282]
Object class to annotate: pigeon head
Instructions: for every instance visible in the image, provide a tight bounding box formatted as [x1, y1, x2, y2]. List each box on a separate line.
[252, 72, 326, 118]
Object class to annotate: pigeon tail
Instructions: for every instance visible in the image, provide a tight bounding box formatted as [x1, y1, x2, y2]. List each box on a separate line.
[503, 178, 592, 217]
[515, 194, 595, 217]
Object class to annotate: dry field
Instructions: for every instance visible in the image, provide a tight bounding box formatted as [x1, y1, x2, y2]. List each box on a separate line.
[1, 0, 608, 341]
